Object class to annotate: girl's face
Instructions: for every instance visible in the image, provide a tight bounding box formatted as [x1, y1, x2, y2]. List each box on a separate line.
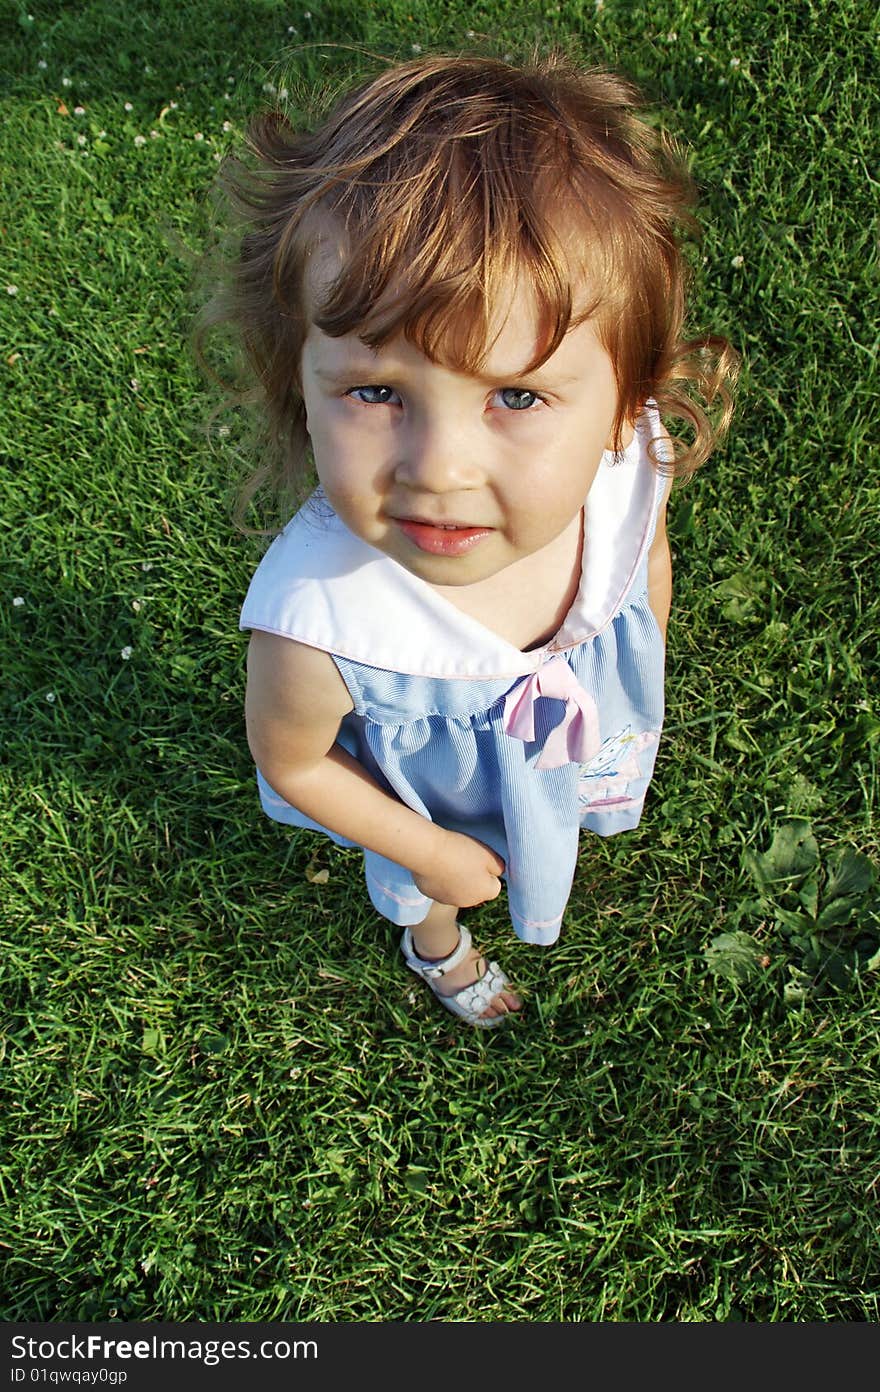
[299, 279, 623, 589]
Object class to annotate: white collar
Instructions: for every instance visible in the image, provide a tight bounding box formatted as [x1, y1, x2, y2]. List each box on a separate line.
[240, 406, 667, 680]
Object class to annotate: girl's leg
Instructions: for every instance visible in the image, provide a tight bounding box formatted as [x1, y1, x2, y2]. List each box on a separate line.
[410, 900, 522, 1019]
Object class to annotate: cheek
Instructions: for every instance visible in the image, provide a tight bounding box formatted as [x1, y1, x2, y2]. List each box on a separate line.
[311, 432, 385, 508]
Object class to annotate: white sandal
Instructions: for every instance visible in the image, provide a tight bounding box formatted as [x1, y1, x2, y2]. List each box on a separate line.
[400, 922, 514, 1029]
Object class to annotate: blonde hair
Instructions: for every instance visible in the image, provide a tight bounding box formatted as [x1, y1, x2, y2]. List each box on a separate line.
[198, 51, 738, 524]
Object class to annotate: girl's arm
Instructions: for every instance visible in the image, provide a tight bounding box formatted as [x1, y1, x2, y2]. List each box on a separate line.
[244, 629, 505, 907]
[647, 502, 672, 641]
[647, 454, 673, 639]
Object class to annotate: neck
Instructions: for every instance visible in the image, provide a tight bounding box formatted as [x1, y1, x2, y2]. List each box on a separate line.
[430, 511, 584, 651]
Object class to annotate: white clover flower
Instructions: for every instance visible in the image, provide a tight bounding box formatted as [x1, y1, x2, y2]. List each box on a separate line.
[222, 120, 232, 132]
[130, 377, 140, 390]
[98, 129, 106, 137]
[144, 64, 152, 75]
[287, 25, 297, 34]
[46, 691, 56, 703]
[169, 100, 178, 109]
[62, 76, 72, 87]
[223, 92, 231, 101]
[194, 131, 204, 141]
[595, 0, 604, 9]
[74, 105, 85, 115]
[667, 30, 678, 42]
[466, 29, 475, 37]
[731, 254, 744, 268]
[150, 129, 159, 139]
[7, 284, 18, 295]
[13, 596, 25, 607]
[120, 646, 133, 661]
[38, 59, 47, 70]
[278, 87, 288, 101]
[132, 600, 142, 612]
[217, 423, 231, 437]
[227, 75, 235, 84]
[730, 56, 741, 68]
[141, 562, 153, 572]
[124, 101, 133, 111]
[303, 10, 312, 18]
[411, 43, 422, 53]
[133, 134, 146, 146]
[77, 134, 87, 145]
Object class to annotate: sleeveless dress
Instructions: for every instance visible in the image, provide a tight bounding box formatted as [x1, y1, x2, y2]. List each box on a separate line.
[240, 406, 669, 945]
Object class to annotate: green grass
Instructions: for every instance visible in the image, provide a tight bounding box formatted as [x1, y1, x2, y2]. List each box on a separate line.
[2, 0, 879, 1322]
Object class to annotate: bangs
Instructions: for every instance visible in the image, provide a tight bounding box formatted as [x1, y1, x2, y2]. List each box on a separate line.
[297, 115, 616, 373]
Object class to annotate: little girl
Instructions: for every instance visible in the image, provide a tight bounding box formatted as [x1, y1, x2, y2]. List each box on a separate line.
[215, 52, 737, 1027]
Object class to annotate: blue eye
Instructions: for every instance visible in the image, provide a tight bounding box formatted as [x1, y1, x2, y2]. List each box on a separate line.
[348, 385, 399, 405]
[498, 388, 540, 411]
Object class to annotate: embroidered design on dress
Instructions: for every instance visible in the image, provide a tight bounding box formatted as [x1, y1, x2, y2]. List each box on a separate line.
[577, 726, 660, 809]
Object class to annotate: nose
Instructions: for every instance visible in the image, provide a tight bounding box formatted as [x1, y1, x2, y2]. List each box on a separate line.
[393, 412, 484, 494]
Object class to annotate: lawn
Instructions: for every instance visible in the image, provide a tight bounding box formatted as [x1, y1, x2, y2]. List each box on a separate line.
[1, 0, 878, 1321]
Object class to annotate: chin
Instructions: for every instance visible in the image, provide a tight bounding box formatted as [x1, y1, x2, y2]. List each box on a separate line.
[398, 554, 500, 587]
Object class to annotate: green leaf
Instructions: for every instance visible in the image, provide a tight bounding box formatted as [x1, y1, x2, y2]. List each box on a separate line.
[725, 721, 756, 753]
[798, 871, 820, 918]
[727, 896, 766, 929]
[819, 950, 855, 989]
[865, 947, 880, 973]
[815, 898, 859, 932]
[824, 847, 876, 903]
[742, 848, 772, 894]
[775, 909, 816, 934]
[704, 932, 765, 984]
[783, 967, 812, 1006]
[716, 571, 763, 599]
[321, 1150, 355, 1186]
[721, 597, 757, 625]
[745, 820, 820, 895]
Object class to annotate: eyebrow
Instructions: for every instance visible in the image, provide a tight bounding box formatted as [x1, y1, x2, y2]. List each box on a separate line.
[312, 363, 379, 383]
[310, 360, 583, 387]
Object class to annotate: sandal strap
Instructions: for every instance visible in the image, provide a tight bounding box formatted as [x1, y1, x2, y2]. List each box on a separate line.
[401, 923, 473, 980]
[445, 960, 510, 1019]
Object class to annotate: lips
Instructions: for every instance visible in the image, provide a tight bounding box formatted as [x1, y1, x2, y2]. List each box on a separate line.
[395, 517, 493, 557]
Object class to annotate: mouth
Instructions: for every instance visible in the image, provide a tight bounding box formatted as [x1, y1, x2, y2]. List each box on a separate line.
[394, 517, 494, 557]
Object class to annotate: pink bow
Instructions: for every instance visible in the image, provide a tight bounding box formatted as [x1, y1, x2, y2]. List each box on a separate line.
[502, 655, 601, 770]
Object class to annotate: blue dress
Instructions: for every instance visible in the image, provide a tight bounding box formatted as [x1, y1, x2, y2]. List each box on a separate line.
[240, 407, 669, 945]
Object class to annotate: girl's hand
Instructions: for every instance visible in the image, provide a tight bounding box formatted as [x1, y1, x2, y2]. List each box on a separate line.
[413, 830, 505, 908]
